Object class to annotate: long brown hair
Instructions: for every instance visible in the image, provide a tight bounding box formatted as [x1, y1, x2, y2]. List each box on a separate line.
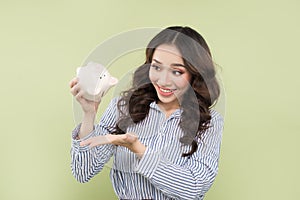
[112, 26, 220, 157]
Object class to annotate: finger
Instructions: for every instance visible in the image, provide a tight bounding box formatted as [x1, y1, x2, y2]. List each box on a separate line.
[108, 134, 134, 146]
[127, 132, 138, 137]
[80, 135, 111, 148]
[70, 84, 81, 96]
[109, 134, 126, 145]
[124, 133, 138, 143]
[94, 103, 99, 111]
[69, 77, 79, 88]
[75, 90, 86, 103]
[80, 138, 91, 146]
[96, 135, 112, 146]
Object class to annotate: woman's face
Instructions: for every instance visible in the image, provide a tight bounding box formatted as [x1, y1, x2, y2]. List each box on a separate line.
[149, 44, 192, 108]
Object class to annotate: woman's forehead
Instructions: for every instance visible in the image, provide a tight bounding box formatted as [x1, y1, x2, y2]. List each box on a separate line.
[152, 44, 184, 65]
[155, 44, 181, 56]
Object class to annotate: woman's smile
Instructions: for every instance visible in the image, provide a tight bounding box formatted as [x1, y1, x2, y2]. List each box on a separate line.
[149, 44, 191, 109]
[157, 85, 177, 96]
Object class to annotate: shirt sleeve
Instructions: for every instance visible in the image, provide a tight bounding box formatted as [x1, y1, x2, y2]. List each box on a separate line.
[134, 110, 224, 199]
[70, 97, 118, 183]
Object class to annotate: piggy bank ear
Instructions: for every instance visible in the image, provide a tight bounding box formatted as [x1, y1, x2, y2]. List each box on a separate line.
[109, 77, 118, 86]
[76, 67, 81, 76]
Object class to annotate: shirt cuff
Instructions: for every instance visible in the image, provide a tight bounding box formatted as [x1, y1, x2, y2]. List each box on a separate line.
[71, 123, 96, 152]
[134, 146, 161, 179]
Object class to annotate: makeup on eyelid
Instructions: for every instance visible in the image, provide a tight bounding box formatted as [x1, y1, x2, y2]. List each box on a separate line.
[149, 44, 191, 109]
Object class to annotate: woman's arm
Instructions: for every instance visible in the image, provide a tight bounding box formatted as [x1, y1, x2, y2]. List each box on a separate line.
[69, 77, 99, 139]
[70, 98, 118, 183]
[77, 112, 96, 138]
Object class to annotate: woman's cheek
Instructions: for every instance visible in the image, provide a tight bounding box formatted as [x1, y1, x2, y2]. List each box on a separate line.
[173, 76, 189, 89]
[149, 70, 158, 83]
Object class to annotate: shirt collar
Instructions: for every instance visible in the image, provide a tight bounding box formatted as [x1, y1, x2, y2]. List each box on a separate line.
[149, 101, 182, 119]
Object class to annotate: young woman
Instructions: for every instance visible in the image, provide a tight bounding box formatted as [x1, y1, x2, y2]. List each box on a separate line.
[69, 26, 224, 200]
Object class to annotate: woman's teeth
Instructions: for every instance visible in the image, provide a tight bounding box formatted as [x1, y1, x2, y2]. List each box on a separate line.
[160, 88, 175, 93]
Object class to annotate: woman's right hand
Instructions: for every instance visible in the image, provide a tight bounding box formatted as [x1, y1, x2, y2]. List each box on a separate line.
[69, 77, 100, 114]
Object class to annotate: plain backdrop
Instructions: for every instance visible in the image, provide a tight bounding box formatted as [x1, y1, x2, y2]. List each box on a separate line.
[0, 0, 299, 200]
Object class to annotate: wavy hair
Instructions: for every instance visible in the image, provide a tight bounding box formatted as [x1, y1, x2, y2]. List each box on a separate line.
[112, 26, 220, 157]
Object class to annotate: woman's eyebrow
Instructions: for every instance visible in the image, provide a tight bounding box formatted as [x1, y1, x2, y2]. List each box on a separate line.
[152, 59, 185, 67]
[171, 63, 186, 68]
[152, 59, 162, 64]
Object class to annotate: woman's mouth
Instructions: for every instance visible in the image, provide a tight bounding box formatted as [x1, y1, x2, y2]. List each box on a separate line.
[157, 86, 177, 96]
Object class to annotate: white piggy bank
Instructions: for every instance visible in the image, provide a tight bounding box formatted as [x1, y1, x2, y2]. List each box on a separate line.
[76, 62, 118, 102]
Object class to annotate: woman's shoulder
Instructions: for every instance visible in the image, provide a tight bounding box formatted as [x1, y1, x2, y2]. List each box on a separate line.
[207, 109, 224, 133]
[107, 96, 122, 107]
[195, 109, 224, 144]
[209, 109, 224, 123]
[107, 96, 127, 116]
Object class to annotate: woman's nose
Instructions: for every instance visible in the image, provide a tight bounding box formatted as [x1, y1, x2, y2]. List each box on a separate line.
[157, 71, 171, 86]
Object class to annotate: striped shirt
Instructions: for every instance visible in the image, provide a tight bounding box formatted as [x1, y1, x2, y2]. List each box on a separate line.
[71, 97, 224, 200]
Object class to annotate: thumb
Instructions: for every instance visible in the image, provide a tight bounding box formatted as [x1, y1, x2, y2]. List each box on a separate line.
[80, 138, 91, 147]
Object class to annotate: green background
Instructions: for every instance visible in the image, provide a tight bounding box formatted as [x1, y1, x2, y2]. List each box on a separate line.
[1, 0, 299, 199]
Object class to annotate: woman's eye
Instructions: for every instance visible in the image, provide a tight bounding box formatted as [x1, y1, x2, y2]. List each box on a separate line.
[151, 65, 161, 71]
[173, 70, 183, 76]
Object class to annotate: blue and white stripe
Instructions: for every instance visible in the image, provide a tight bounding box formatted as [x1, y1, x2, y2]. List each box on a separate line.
[71, 97, 224, 200]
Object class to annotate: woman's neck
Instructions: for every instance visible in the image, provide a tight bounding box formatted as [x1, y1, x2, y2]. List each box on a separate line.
[157, 101, 180, 118]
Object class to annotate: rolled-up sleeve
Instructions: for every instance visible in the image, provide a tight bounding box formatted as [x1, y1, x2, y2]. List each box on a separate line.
[71, 98, 118, 183]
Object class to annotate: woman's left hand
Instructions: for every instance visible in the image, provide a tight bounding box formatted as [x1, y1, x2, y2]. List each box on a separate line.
[80, 133, 146, 158]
